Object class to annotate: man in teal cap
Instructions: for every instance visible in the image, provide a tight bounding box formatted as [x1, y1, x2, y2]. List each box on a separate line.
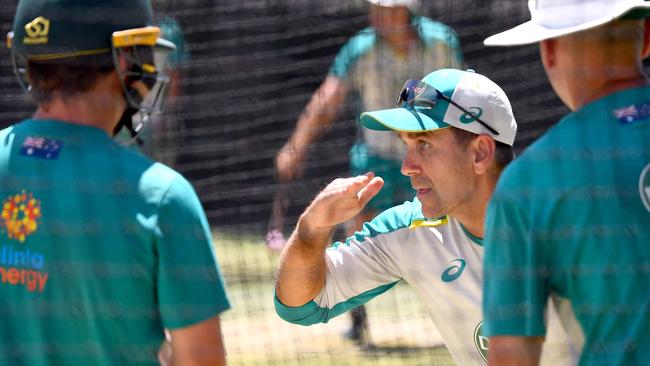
[274, 68, 575, 365]
[2, 0, 229, 364]
[482, 1, 650, 365]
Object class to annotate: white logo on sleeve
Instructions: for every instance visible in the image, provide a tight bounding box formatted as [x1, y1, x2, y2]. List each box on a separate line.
[640, 163, 650, 213]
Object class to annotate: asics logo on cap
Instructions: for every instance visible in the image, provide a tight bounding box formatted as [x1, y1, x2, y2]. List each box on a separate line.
[459, 107, 483, 124]
[23, 16, 50, 45]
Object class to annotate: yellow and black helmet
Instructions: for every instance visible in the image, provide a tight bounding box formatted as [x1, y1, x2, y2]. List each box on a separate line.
[7, 0, 176, 138]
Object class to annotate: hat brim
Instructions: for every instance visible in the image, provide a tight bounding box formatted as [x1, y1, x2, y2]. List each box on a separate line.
[484, 5, 650, 46]
[360, 107, 449, 132]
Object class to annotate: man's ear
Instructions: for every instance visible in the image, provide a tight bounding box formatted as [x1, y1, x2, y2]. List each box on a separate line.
[471, 135, 495, 175]
[540, 38, 556, 71]
[642, 18, 650, 59]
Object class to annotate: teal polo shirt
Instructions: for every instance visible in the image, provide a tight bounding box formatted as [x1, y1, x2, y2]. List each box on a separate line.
[0, 120, 230, 365]
[483, 86, 650, 365]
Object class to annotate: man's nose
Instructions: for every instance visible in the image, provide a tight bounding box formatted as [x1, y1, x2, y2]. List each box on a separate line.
[401, 152, 421, 177]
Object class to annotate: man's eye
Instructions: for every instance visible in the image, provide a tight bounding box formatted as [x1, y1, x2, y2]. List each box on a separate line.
[417, 141, 430, 150]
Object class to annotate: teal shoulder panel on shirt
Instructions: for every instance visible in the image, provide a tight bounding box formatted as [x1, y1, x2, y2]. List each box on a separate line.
[274, 281, 398, 326]
[336, 198, 424, 248]
[328, 27, 377, 79]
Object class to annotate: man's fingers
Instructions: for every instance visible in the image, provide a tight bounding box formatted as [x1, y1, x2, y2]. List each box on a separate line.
[357, 176, 384, 207]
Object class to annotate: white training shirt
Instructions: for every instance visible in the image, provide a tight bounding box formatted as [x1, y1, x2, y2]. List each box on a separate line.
[276, 198, 577, 365]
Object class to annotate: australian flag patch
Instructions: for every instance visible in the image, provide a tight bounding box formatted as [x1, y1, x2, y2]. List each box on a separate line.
[613, 102, 650, 125]
[20, 136, 63, 159]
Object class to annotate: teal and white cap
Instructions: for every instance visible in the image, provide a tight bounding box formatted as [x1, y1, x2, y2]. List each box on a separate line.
[360, 68, 517, 146]
[484, 0, 650, 46]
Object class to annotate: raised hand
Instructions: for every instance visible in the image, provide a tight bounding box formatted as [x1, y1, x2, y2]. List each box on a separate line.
[298, 173, 384, 243]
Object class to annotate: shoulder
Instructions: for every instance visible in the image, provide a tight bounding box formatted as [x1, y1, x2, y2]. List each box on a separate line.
[495, 112, 576, 194]
[0, 124, 15, 142]
[349, 198, 450, 243]
[329, 27, 378, 78]
[138, 162, 199, 207]
[340, 27, 378, 56]
[363, 198, 423, 236]
[416, 16, 460, 48]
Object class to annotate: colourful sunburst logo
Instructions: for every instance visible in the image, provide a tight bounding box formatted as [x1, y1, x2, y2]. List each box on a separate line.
[1, 191, 42, 242]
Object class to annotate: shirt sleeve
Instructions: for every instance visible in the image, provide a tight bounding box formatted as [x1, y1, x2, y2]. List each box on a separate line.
[155, 176, 230, 329]
[328, 28, 376, 80]
[275, 221, 406, 325]
[483, 192, 550, 337]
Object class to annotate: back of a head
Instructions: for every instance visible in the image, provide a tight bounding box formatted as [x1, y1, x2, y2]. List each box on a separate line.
[8, 0, 176, 136]
[11, 0, 153, 61]
[9, 0, 154, 104]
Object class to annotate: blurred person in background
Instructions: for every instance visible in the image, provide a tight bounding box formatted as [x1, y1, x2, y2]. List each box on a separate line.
[270, 0, 463, 342]
[482, 0, 650, 365]
[144, 0, 191, 167]
[2, 0, 229, 364]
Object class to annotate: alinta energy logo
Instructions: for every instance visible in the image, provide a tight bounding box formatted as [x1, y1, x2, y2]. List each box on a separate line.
[0, 192, 49, 293]
[641, 163, 650, 213]
[23, 16, 50, 45]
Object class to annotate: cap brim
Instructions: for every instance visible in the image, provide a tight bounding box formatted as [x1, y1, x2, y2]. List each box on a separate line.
[360, 107, 449, 132]
[484, 5, 650, 46]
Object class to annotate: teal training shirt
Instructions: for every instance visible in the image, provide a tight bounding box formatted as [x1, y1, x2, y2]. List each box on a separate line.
[0, 120, 230, 365]
[483, 86, 650, 365]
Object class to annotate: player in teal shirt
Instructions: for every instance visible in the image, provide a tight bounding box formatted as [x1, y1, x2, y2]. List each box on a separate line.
[482, 1, 650, 365]
[2, 0, 229, 364]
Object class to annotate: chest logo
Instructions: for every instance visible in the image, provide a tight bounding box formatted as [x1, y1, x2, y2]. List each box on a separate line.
[1, 191, 42, 242]
[640, 163, 650, 213]
[474, 321, 489, 362]
[441, 258, 466, 282]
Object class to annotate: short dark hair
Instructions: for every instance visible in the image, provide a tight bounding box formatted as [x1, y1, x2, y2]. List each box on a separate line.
[27, 53, 115, 104]
[450, 127, 515, 170]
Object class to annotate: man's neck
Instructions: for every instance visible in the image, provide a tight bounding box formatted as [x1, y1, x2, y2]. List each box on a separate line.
[572, 71, 649, 111]
[33, 91, 121, 136]
[384, 28, 420, 55]
[449, 173, 499, 240]
[453, 213, 485, 240]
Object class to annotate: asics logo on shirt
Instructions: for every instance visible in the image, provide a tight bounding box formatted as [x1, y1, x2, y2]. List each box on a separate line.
[441, 259, 466, 282]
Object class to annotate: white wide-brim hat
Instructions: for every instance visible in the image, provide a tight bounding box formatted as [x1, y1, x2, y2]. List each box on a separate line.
[365, 0, 419, 8]
[485, 0, 650, 46]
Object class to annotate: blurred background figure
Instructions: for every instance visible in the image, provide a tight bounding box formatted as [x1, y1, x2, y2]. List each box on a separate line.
[142, 0, 191, 166]
[270, 0, 463, 343]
